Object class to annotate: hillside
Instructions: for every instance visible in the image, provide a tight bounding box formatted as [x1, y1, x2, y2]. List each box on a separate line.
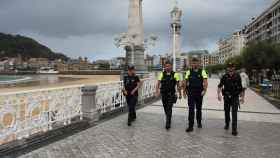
[0, 32, 69, 61]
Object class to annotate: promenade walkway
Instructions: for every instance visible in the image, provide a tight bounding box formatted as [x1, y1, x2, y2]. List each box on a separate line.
[16, 79, 280, 158]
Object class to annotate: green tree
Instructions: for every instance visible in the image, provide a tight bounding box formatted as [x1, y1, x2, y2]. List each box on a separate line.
[242, 41, 280, 71]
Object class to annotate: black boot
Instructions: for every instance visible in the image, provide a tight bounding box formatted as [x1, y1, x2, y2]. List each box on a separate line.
[232, 130, 238, 136]
[186, 126, 194, 132]
[165, 116, 171, 130]
[132, 112, 136, 122]
[224, 124, 229, 130]
[127, 113, 132, 126]
[127, 120, 131, 126]
[197, 121, 202, 128]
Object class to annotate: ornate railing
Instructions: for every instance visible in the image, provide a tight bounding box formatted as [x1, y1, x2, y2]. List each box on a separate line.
[95, 78, 157, 114]
[0, 77, 158, 146]
[95, 81, 125, 114]
[139, 78, 157, 103]
[0, 85, 83, 145]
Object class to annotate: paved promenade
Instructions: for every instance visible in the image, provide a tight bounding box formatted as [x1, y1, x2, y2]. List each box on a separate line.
[16, 79, 280, 158]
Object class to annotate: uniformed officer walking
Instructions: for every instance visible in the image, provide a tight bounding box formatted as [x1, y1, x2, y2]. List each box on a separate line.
[123, 65, 141, 126]
[218, 63, 244, 136]
[156, 61, 181, 130]
[183, 58, 208, 132]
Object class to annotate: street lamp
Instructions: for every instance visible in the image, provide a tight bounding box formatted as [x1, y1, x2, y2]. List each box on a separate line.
[172, 23, 176, 72]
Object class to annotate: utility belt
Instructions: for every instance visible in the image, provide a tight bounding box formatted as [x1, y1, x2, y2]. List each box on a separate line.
[222, 89, 239, 99]
[160, 83, 176, 94]
[187, 86, 203, 93]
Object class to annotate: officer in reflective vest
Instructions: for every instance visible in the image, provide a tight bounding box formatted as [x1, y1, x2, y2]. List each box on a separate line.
[122, 64, 141, 126]
[156, 61, 181, 130]
[218, 63, 244, 136]
[183, 57, 208, 132]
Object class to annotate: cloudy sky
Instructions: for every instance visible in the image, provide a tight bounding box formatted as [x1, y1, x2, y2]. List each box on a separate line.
[0, 0, 274, 61]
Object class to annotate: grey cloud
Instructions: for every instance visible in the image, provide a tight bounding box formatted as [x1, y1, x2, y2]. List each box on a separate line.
[0, 0, 274, 59]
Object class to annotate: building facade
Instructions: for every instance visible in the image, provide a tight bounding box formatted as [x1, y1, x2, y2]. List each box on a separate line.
[218, 31, 246, 64]
[245, 0, 280, 43]
[182, 50, 209, 68]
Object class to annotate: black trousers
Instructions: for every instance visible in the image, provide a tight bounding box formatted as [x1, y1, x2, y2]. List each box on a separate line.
[224, 96, 239, 131]
[126, 95, 138, 121]
[161, 93, 175, 122]
[188, 93, 203, 127]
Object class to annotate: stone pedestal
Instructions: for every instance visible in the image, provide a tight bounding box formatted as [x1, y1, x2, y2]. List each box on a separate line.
[125, 45, 146, 72]
[81, 86, 99, 123]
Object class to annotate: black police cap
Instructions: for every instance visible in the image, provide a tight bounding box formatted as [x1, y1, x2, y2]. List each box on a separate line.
[127, 64, 135, 70]
[227, 62, 235, 67]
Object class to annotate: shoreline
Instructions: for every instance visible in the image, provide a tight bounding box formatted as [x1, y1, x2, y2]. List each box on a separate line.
[0, 75, 120, 93]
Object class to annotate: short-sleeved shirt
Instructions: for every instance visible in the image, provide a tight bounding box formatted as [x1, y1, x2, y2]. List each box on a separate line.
[218, 73, 243, 96]
[123, 75, 140, 96]
[185, 69, 208, 93]
[185, 69, 208, 80]
[158, 71, 180, 94]
[158, 72, 180, 81]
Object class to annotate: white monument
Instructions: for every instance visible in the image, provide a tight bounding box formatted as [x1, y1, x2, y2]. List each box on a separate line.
[170, 1, 183, 71]
[126, 0, 146, 73]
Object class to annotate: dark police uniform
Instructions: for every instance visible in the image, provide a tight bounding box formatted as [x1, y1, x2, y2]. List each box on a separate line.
[185, 69, 208, 130]
[158, 71, 180, 129]
[123, 74, 140, 125]
[218, 72, 243, 133]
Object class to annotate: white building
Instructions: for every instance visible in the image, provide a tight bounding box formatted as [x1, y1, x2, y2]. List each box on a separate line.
[245, 0, 280, 43]
[218, 31, 246, 64]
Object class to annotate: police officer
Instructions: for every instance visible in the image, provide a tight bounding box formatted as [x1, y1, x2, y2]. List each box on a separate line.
[123, 64, 141, 126]
[218, 63, 244, 136]
[156, 61, 181, 130]
[183, 57, 208, 132]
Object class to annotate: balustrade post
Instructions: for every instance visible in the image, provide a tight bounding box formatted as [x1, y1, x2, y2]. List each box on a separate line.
[81, 86, 100, 123]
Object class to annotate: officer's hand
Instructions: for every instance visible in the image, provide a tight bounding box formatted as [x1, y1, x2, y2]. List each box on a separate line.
[131, 90, 136, 95]
[218, 95, 222, 101]
[123, 90, 128, 96]
[179, 94, 182, 99]
[240, 97, 245, 104]
[156, 90, 160, 97]
[183, 91, 187, 99]
[201, 90, 206, 96]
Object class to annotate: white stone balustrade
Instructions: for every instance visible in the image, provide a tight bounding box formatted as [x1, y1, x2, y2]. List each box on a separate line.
[0, 78, 158, 146]
[95, 78, 157, 114]
[0, 85, 83, 145]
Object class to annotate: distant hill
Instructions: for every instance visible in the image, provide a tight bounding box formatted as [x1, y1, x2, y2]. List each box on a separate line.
[0, 32, 69, 61]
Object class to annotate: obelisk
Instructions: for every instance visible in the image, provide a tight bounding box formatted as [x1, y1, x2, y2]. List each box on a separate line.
[126, 0, 146, 74]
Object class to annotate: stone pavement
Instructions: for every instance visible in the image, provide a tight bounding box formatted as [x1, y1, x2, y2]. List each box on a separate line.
[16, 111, 280, 158]
[13, 79, 280, 158]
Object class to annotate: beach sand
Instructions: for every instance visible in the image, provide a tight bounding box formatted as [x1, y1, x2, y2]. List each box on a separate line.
[0, 75, 120, 93]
